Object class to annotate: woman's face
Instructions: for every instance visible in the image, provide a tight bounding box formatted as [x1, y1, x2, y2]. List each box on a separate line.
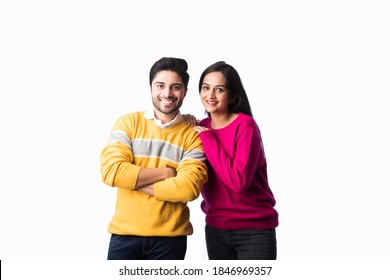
[200, 71, 231, 116]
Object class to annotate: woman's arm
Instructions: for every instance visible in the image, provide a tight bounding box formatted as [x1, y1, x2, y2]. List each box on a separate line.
[199, 119, 263, 193]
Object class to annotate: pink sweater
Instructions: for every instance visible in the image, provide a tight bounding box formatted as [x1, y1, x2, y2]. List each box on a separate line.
[199, 113, 278, 230]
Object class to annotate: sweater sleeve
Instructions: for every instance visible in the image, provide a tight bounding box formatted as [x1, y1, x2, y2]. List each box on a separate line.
[153, 138, 208, 203]
[100, 116, 141, 189]
[199, 118, 263, 193]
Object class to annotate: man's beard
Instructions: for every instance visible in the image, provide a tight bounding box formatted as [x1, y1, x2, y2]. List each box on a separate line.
[152, 97, 183, 115]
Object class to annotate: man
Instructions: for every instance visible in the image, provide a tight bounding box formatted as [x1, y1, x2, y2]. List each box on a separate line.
[100, 57, 208, 260]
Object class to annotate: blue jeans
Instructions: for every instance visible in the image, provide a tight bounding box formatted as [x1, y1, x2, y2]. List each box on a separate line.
[107, 234, 187, 260]
[205, 225, 277, 260]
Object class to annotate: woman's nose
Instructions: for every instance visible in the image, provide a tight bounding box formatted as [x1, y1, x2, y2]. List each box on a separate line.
[207, 90, 216, 98]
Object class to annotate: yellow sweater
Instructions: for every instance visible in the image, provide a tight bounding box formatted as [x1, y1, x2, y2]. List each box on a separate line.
[100, 111, 208, 236]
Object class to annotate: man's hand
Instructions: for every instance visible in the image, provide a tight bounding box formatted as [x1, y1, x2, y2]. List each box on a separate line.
[136, 166, 177, 196]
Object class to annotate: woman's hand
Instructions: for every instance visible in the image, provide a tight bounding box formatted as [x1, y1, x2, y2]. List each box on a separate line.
[192, 126, 210, 133]
[182, 114, 198, 126]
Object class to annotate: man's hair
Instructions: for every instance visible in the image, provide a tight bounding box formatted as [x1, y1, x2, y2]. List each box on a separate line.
[149, 57, 190, 88]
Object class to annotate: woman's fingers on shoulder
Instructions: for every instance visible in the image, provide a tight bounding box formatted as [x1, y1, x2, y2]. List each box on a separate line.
[183, 114, 197, 126]
[193, 126, 209, 133]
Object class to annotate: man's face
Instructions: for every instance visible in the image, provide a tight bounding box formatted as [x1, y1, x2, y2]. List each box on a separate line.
[151, 70, 187, 121]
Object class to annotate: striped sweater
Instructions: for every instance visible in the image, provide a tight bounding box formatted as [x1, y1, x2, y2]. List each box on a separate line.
[100, 110, 208, 236]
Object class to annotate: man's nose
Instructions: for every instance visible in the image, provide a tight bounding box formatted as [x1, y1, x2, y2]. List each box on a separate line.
[161, 87, 173, 97]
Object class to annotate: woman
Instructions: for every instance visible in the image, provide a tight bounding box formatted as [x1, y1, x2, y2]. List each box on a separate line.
[191, 61, 279, 260]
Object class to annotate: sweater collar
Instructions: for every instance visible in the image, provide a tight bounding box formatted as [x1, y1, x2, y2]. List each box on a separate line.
[144, 108, 183, 129]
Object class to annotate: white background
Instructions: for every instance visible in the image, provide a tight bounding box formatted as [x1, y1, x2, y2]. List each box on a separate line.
[1, 0, 389, 261]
